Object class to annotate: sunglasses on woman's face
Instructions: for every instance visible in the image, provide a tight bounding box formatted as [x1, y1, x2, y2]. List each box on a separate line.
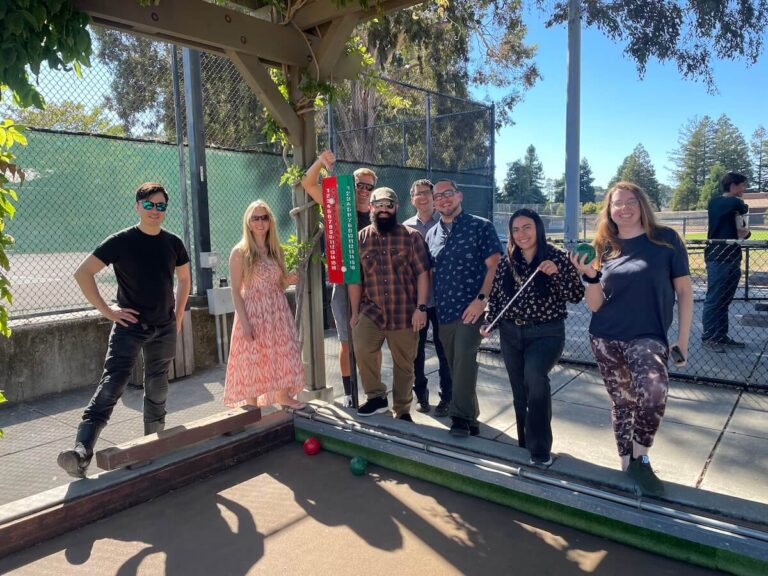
[140, 200, 168, 212]
[250, 214, 270, 222]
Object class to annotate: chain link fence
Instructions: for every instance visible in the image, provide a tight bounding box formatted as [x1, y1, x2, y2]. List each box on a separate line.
[484, 212, 768, 388]
[4, 30, 493, 320]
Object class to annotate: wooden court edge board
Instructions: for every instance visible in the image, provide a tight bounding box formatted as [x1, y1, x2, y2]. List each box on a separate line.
[95, 406, 262, 470]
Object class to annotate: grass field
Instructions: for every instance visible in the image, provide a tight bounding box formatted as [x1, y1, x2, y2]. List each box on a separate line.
[685, 230, 768, 241]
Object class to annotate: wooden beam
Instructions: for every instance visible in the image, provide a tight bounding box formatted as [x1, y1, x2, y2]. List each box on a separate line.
[95, 407, 262, 470]
[293, 0, 423, 30]
[315, 14, 361, 79]
[75, 0, 316, 67]
[226, 50, 304, 147]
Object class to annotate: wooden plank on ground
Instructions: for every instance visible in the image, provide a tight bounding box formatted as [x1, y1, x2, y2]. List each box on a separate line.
[95, 407, 262, 470]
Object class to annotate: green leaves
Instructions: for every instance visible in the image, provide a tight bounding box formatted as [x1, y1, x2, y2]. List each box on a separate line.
[0, 118, 25, 338]
[0, 0, 93, 110]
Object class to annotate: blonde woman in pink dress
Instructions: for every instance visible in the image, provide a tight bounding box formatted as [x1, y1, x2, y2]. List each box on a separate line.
[224, 200, 305, 409]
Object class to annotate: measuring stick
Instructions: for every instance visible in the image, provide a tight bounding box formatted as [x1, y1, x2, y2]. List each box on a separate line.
[485, 268, 541, 332]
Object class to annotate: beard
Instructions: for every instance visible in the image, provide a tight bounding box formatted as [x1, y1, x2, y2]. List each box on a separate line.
[373, 211, 397, 234]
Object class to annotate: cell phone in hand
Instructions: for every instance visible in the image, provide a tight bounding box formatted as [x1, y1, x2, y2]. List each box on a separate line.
[670, 345, 686, 365]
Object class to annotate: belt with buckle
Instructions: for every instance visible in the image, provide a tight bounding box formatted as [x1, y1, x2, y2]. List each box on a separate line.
[514, 318, 532, 326]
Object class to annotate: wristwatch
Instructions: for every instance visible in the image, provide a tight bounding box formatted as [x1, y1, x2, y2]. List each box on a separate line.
[582, 270, 602, 284]
[477, 293, 486, 301]
[417, 304, 427, 312]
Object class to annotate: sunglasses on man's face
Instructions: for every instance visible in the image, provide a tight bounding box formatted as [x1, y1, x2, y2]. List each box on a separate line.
[250, 214, 270, 222]
[141, 200, 168, 212]
[355, 182, 375, 192]
[372, 200, 395, 210]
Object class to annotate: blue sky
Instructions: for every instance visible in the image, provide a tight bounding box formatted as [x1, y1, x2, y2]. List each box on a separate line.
[472, 11, 768, 191]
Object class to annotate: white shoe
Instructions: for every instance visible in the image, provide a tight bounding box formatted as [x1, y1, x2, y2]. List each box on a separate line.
[342, 395, 353, 408]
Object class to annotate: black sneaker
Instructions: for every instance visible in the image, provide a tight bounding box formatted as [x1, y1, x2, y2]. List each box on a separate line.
[434, 400, 450, 418]
[57, 444, 90, 479]
[702, 340, 726, 353]
[469, 424, 480, 436]
[415, 391, 431, 414]
[449, 419, 470, 437]
[722, 336, 746, 348]
[398, 413, 414, 423]
[529, 456, 553, 468]
[627, 455, 664, 497]
[357, 396, 389, 417]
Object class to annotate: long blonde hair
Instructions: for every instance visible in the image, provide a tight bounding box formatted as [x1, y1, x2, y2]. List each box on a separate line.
[593, 181, 672, 267]
[236, 200, 288, 285]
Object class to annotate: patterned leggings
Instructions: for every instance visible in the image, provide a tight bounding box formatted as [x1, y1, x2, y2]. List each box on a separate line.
[589, 335, 669, 457]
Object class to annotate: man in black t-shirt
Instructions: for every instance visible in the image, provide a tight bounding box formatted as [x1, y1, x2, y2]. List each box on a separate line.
[57, 182, 191, 478]
[702, 172, 750, 352]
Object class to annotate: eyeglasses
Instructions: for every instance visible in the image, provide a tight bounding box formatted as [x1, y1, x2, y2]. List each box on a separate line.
[250, 214, 270, 222]
[411, 190, 432, 197]
[140, 200, 168, 212]
[433, 190, 457, 200]
[355, 182, 375, 192]
[372, 200, 395, 210]
[610, 199, 639, 209]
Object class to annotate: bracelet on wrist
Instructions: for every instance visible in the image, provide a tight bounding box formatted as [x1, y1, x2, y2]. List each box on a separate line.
[582, 270, 602, 284]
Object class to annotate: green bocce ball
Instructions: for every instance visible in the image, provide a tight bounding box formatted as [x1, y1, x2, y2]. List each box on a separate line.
[350, 456, 368, 476]
[575, 243, 596, 265]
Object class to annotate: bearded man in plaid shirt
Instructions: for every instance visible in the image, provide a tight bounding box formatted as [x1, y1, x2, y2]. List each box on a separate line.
[348, 187, 431, 420]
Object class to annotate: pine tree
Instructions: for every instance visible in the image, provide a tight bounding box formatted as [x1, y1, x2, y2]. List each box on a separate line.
[502, 145, 546, 205]
[711, 114, 752, 179]
[608, 144, 662, 208]
[751, 126, 768, 192]
[670, 177, 699, 211]
[671, 116, 715, 191]
[579, 158, 596, 203]
[697, 163, 727, 209]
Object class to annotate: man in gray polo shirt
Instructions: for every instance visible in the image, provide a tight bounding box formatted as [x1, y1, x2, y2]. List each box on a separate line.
[402, 179, 452, 417]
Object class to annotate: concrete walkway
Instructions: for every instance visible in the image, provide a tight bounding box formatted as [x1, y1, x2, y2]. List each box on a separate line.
[1, 332, 766, 529]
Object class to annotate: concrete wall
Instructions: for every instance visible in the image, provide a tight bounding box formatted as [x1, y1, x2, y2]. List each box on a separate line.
[0, 308, 227, 404]
[0, 287, 328, 404]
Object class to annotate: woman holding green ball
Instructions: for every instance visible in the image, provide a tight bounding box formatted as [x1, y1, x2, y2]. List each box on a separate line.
[481, 208, 584, 467]
[570, 181, 693, 497]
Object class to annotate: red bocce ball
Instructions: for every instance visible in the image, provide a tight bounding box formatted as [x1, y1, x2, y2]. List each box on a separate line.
[303, 437, 321, 456]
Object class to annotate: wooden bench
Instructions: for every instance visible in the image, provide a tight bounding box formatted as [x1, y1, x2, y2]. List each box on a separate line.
[95, 406, 262, 471]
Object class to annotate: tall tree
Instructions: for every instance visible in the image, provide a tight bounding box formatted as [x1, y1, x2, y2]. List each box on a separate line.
[0, 101, 124, 136]
[579, 158, 596, 203]
[671, 116, 714, 189]
[553, 175, 565, 204]
[670, 176, 699, 211]
[711, 114, 752, 179]
[697, 163, 728, 209]
[608, 144, 662, 208]
[542, 1, 768, 91]
[502, 146, 546, 205]
[750, 126, 768, 192]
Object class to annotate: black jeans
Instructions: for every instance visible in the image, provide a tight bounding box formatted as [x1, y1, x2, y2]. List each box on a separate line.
[702, 259, 741, 342]
[413, 307, 452, 402]
[83, 319, 177, 432]
[499, 318, 565, 461]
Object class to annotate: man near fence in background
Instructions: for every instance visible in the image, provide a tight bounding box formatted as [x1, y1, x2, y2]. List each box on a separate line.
[57, 182, 191, 478]
[301, 149, 380, 406]
[348, 187, 431, 420]
[402, 179, 452, 417]
[426, 180, 502, 437]
[702, 172, 750, 353]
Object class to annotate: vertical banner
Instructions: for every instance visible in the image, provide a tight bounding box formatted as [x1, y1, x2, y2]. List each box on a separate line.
[336, 175, 360, 284]
[322, 176, 344, 284]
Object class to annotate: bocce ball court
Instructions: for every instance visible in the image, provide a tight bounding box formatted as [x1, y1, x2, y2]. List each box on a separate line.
[0, 405, 764, 575]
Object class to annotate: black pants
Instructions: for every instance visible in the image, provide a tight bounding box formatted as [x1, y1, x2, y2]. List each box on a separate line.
[413, 307, 452, 402]
[81, 319, 177, 445]
[499, 318, 565, 461]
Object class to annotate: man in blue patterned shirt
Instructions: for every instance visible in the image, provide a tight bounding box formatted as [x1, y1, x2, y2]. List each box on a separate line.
[425, 180, 502, 437]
